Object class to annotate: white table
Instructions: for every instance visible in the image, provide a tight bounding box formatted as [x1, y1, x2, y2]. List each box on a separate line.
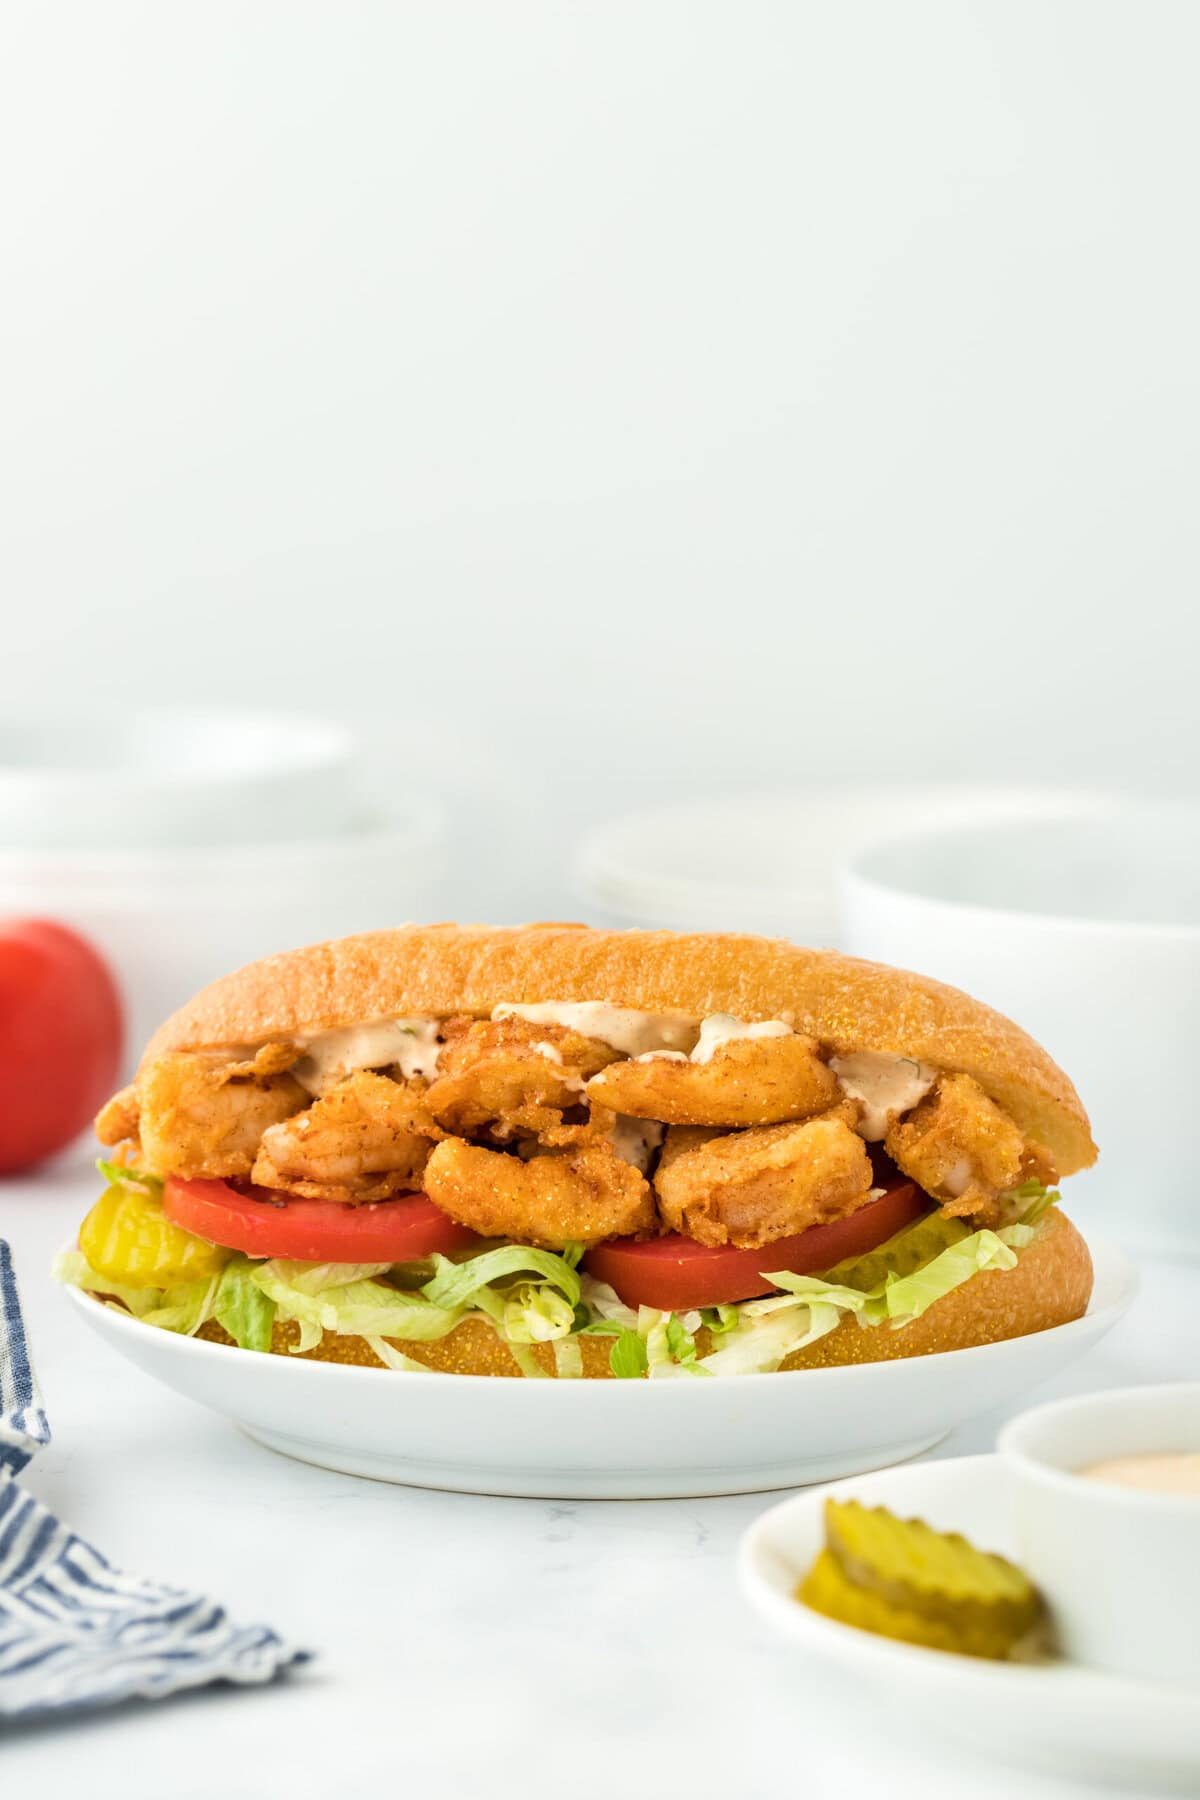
[3, 1157, 1191, 1799]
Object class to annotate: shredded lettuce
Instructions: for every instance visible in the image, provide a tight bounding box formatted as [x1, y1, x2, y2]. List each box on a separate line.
[256, 1259, 392, 1295]
[420, 1244, 581, 1311]
[213, 1262, 276, 1352]
[95, 1160, 163, 1198]
[609, 1328, 649, 1378]
[552, 1337, 583, 1379]
[577, 1275, 639, 1332]
[250, 1266, 463, 1343]
[501, 1282, 577, 1343]
[57, 1176, 1058, 1379]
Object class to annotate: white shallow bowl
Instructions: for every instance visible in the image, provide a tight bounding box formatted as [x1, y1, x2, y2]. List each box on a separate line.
[576, 786, 1109, 944]
[842, 801, 1200, 1257]
[739, 1454, 1200, 1791]
[64, 1234, 1133, 1500]
[0, 710, 359, 850]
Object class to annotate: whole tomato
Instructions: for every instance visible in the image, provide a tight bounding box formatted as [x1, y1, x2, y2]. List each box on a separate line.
[0, 919, 123, 1173]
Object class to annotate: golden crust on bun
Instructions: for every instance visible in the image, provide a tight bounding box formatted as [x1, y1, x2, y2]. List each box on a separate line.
[144, 923, 1097, 1176]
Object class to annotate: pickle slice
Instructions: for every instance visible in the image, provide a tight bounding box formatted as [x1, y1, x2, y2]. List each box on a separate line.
[80, 1184, 230, 1289]
[825, 1211, 970, 1292]
[823, 1499, 1041, 1641]
[799, 1549, 1021, 1661]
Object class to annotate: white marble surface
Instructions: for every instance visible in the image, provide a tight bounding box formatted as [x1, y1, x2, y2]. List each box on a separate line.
[2, 1156, 1193, 1799]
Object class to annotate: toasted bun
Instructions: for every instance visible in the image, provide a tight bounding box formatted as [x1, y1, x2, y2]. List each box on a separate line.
[197, 1210, 1093, 1377]
[144, 923, 1096, 1175]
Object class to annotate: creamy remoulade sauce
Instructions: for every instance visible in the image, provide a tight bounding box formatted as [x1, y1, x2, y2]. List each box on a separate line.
[635, 1013, 793, 1066]
[292, 1018, 442, 1094]
[286, 1007, 941, 1142]
[492, 1002, 697, 1058]
[827, 1051, 937, 1141]
[1080, 1453, 1200, 1496]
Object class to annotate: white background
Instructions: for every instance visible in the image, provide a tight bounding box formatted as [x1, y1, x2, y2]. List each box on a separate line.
[3, 1, 1198, 916]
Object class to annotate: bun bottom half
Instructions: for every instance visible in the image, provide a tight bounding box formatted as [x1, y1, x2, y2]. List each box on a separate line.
[196, 1210, 1093, 1377]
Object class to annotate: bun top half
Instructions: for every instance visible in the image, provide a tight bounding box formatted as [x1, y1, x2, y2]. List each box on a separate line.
[142, 923, 1097, 1177]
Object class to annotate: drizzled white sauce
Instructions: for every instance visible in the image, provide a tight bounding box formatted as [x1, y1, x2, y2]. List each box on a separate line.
[636, 1013, 793, 1065]
[829, 1051, 937, 1141]
[690, 1014, 792, 1064]
[493, 1002, 697, 1058]
[292, 1017, 442, 1095]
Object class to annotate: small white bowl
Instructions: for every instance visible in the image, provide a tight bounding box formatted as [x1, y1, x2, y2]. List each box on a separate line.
[842, 801, 1200, 1257]
[739, 1454, 1200, 1788]
[999, 1384, 1200, 1684]
[0, 710, 358, 849]
[576, 786, 1108, 943]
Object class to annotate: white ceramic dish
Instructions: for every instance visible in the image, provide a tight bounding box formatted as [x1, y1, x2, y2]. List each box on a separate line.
[64, 1234, 1134, 1500]
[1000, 1384, 1200, 1683]
[739, 1453, 1200, 1792]
[0, 710, 358, 849]
[576, 786, 1109, 943]
[842, 801, 1200, 1257]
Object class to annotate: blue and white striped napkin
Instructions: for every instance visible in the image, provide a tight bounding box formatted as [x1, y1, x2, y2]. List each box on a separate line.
[0, 1240, 308, 1720]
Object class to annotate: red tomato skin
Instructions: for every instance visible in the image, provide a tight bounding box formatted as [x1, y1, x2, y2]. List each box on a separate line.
[163, 1177, 480, 1263]
[0, 919, 123, 1173]
[582, 1179, 927, 1312]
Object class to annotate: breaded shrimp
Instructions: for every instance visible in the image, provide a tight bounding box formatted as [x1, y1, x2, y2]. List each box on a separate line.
[253, 1069, 444, 1202]
[586, 1028, 840, 1128]
[135, 1045, 310, 1180]
[423, 1016, 619, 1143]
[423, 1136, 655, 1248]
[885, 1073, 1056, 1225]
[653, 1111, 874, 1249]
[95, 1084, 141, 1147]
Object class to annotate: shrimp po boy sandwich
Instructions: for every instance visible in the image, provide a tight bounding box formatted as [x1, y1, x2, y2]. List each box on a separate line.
[60, 924, 1096, 1379]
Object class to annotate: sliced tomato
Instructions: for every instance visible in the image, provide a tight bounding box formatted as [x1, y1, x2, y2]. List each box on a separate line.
[582, 1176, 927, 1312]
[163, 1177, 480, 1263]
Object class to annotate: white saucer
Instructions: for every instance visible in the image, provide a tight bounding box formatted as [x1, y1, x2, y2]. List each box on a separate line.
[739, 1453, 1200, 1791]
[64, 1233, 1134, 1499]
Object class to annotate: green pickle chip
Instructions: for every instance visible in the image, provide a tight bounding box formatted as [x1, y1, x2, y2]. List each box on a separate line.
[798, 1499, 1043, 1660]
[826, 1211, 971, 1294]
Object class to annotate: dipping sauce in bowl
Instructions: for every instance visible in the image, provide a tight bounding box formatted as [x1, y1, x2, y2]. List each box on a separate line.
[1081, 1453, 1200, 1496]
[1000, 1384, 1200, 1682]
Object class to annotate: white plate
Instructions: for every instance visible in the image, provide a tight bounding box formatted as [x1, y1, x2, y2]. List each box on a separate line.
[739, 1454, 1200, 1791]
[64, 1234, 1134, 1500]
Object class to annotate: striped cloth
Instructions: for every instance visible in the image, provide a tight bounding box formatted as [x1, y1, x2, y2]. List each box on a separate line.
[0, 1240, 308, 1719]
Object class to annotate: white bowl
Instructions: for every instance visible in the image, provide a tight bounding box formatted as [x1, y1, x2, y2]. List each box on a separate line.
[575, 787, 1109, 943]
[739, 1455, 1200, 1789]
[841, 802, 1200, 1257]
[999, 1384, 1200, 1683]
[0, 710, 360, 850]
[63, 1231, 1134, 1499]
[2, 802, 446, 1069]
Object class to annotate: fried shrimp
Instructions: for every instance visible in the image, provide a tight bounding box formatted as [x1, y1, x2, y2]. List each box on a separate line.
[653, 1111, 874, 1249]
[423, 1016, 619, 1144]
[252, 1069, 443, 1203]
[885, 1073, 1056, 1225]
[134, 1046, 309, 1180]
[95, 1084, 141, 1148]
[423, 1136, 655, 1247]
[586, 1027, 840, 1127]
